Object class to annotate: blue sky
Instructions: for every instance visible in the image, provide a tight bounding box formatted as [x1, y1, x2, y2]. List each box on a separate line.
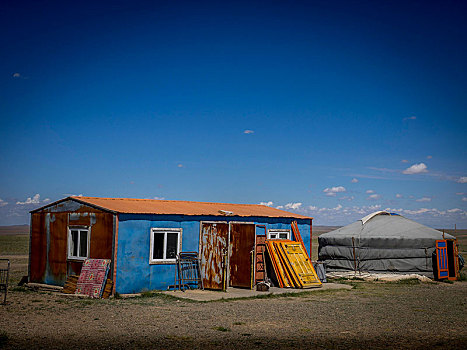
[1, 0, 466, 227]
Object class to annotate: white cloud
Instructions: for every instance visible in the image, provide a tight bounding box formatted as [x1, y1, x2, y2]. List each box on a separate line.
[401, 159, 409, 163]
[416, 197, 431, 202]
[463, 197, 467, 202]
[447, 208, 462, 213]
[367, 194, 381, 200]
[153, 196, 165, 200]
[259, 201, 273, 207]
[42, 198, 50, 203]
[401, 208, 431, 215]
[366, 190, 374, 194]
[340, 196, 354, 201]
[275, 205, 284, 209]
[457, 177, 467, 183]
[426, 155, 432, 159]
[12, 72, 28, 80]
[284, 202, 302, 210]
[456, 192, 465, 196]
[16, 194, 41, 205]
[0, 198, 8, 207]
[177, 164, 184, 168]
[351, 178, 359, 183]
[396, 194, 403, 198]
[403, 116, 417, 121]
[308, 205, 318, 211]
[402, 163, 428, 175]
[243, 130, 254, 134]
[323, 186, 346, 197]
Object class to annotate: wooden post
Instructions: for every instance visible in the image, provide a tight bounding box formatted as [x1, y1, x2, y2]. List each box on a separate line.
[352, 237, 357, 274]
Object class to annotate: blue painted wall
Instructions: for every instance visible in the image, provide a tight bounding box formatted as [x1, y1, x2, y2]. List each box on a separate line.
[115, 214, 311, 293]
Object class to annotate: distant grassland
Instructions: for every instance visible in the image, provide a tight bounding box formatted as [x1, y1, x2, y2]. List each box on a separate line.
[441, 229, 467, 254]
[0, 234, 29, 255]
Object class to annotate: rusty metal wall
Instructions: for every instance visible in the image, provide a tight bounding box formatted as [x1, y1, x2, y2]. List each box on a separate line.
[29, 200, 114, 286]
[29, 213, 46, 282]
[200, 222, 228, 290]
[229, 223, 256, 288]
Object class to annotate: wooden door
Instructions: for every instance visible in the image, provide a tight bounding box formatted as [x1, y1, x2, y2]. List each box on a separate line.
[200, 222, 229, 290]
[436, 240, 449, 280]
[229, 223, 255, 288]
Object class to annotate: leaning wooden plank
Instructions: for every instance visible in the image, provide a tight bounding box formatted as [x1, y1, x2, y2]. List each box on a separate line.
[62, 275, 79, 294]
[265, 240, 285, 288]
[281, 242, 321, 288]
[101, 279, 113, 299]
[276, 242, 302, 288]
[272, 239, 294, 288]
[287, 243, 321, 287]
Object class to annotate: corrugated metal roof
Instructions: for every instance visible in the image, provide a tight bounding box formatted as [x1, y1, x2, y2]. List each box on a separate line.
[67, 196, 312, 219]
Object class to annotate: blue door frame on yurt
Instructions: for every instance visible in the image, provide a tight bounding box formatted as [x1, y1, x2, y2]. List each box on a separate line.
[435, 240, 449, 279]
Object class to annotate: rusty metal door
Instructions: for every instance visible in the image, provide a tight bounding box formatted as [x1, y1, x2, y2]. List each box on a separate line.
[229, 223, 256, 288]
[200, 222, 229, 290]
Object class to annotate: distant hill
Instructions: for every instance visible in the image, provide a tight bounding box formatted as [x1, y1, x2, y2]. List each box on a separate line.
[313, 226, 342, 236]
[0, 225, 29, 235]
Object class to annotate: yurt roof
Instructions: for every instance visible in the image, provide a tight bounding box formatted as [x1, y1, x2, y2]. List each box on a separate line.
[320, 211, 454, 240]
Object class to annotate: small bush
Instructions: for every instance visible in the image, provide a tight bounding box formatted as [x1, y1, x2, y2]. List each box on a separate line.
[140, 291, 154, 298]
[213, 326, 230, 332]
[393, 278, 421, 285]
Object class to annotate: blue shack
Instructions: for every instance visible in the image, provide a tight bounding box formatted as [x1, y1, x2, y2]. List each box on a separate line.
[29, 196, 313, 294]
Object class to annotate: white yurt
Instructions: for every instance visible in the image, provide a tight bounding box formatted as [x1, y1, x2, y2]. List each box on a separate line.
[318, 211, 455, 277]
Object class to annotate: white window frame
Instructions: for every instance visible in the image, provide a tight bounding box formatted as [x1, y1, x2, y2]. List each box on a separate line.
[149, 228, 182, 264]
[267, 229, 291, 240]
[67, 226, 90, 261]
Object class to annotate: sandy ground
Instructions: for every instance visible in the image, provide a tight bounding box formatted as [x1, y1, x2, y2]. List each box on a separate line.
[1, 280, 466, 349]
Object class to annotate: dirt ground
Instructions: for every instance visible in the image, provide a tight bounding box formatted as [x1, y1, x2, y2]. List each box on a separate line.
[0, 280, 466, 349]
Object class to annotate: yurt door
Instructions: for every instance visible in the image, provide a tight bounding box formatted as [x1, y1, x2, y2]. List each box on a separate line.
[435, 240, 449, 280]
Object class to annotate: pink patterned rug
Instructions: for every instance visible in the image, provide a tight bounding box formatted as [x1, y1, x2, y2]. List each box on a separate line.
[75, 259, 111, 298]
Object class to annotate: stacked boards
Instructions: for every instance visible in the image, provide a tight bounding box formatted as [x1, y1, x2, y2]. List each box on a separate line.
[266, 240, 321, 288]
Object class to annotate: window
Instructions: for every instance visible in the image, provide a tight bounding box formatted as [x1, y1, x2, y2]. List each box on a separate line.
[68, 227, 90, 260]
[268, 229, 291, 240]
[150, 228, 182, 264]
